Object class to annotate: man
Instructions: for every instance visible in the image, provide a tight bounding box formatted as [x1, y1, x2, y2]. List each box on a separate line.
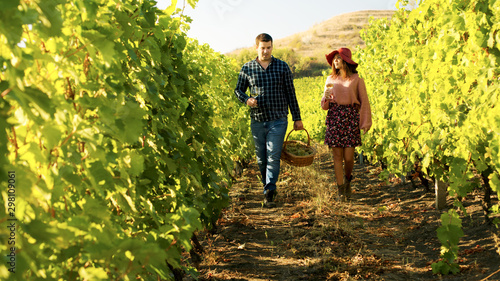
[235, 33, 303, 207]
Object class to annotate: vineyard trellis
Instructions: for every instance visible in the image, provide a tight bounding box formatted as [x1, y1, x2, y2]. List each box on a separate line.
[0, 0, 252, 279]
[355, 0, 500, 274]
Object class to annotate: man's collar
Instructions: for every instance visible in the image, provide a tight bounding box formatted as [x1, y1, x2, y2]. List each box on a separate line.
[254, 56, 275, 63]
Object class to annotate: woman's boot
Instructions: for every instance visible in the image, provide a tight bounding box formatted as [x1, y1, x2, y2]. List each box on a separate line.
[337, 182, 346, 202]
[345, 175, 353, 200]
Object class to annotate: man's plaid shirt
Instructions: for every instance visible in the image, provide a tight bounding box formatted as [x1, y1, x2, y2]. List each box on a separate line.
[234, 56, 302, 122]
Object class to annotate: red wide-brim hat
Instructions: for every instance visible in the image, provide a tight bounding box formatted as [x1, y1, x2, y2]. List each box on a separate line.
[326, 47, 358, 66]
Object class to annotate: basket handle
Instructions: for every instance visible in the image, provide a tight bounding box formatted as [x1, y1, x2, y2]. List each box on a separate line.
[283, 128, 311, 149]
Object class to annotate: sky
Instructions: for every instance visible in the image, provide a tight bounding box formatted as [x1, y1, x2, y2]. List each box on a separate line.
[155, 0, 399, 54]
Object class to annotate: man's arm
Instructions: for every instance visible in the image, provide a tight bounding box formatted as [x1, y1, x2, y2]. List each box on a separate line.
[282, 63, 301, 121]
[234, 66, 251, 104]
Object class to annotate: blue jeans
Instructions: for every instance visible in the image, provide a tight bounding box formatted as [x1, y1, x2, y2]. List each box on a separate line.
[250, 117, 288, 194]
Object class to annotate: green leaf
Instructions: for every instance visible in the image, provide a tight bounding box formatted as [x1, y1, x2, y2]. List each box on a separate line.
[490, 173, 500, 193]
[37, 0, 64, 37]
[0, 0, 20, 9]
[117, 102, 144, 143]
[121, 149, 145, 177]
[78, 267, 109, 280]
[165, 0, 178, 14]
[22, 220, 58, 242]
[17, 87, 55, 121]
[42, 125, 63, 149]
[187, 0, 199, 9]
[59, 165, 82, 186]
[93, 38, 116, 65]
[0, 6, 23, 45]
[164, 158, 178, 173]
[88, 161, 114, 188]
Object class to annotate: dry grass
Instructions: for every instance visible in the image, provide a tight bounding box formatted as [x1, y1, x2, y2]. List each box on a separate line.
[279, 144, 337, 212]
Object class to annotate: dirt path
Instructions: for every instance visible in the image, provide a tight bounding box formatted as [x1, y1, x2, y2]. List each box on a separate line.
[192, 145, 500, 281]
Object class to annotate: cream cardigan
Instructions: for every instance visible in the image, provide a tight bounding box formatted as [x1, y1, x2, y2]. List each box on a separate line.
[320, 73, 372, 131]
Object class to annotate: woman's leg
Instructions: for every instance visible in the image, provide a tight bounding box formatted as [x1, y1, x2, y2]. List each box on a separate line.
[343, 147, 356, 199]
[343, 147, 355, 179]
[331, 147, 347, 200]
[331, 147, 345, 185]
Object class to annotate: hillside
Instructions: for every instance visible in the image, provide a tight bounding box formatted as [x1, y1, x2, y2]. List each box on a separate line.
[228, 10, 394, 76]
[229, 10, 394, 58]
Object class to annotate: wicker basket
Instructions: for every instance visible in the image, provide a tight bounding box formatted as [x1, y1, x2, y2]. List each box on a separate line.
[280, 128, 316, 167]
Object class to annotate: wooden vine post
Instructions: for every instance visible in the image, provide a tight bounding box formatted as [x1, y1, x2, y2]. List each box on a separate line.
[435, 180, 448, 210]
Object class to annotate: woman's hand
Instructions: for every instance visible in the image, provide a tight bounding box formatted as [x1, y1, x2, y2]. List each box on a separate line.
[324, 84, 335, 102]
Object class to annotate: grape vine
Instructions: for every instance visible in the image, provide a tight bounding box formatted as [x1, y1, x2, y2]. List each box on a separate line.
[356, 0, 500, 274]
[0, 0, 251, 279]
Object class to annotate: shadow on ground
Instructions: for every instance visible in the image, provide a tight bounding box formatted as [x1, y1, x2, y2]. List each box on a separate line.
[191, 145, 500, 281]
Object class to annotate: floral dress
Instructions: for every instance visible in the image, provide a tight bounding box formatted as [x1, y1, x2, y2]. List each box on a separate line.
[324, 103, 362, 148]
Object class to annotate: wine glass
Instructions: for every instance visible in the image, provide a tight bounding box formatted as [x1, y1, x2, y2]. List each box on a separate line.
[325, 83, 334, 100]
[250, 87, 259, 107]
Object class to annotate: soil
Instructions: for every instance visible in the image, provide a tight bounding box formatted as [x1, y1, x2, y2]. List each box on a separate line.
[190, 145, 500, 281]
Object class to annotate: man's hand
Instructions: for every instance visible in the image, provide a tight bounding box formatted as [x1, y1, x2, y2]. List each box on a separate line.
[293, 120, 304, 130]
[246, 98, 258, 108]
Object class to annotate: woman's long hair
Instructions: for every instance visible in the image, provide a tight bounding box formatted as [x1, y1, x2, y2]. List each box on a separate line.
[330, 60, 358, 78]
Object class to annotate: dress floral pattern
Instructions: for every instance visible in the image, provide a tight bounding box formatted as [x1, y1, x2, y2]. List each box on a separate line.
[324, 103, 361, 148]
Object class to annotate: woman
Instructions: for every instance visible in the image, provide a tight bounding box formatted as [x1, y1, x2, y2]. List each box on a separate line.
[321, 47, 372, 201]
